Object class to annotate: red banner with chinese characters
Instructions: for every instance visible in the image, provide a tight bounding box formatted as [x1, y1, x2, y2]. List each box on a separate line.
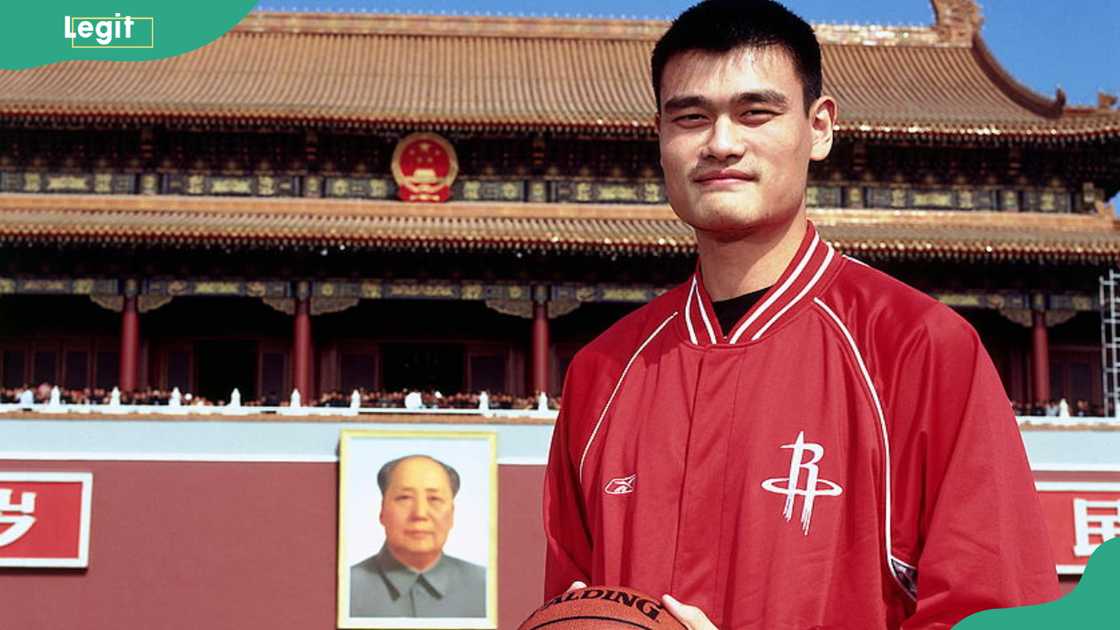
[0, 472, 92, 567]
[1036, 482, 1120, 574]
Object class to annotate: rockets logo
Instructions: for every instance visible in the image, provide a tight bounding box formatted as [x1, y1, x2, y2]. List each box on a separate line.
[604, 474, 636, 495]
[760, 431, 842, 535]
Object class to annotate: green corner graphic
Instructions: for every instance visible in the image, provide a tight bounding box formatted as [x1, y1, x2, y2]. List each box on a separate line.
[2, 1, 258, 70]
[957, 537, 1119, 628]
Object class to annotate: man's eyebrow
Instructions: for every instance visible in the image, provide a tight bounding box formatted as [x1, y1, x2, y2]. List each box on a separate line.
[662, 90, 790, 112]
[662, 95, 711, 112]
[733, 90, 789, 108]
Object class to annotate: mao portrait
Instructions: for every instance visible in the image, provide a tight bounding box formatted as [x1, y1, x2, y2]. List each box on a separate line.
[338, 430, 497, 630]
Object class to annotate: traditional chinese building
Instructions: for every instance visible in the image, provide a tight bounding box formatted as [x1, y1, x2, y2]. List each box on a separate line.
[0, 0, 1118, 410]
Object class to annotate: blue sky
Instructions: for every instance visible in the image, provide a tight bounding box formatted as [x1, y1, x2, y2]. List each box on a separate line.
[256, 0, 1118, 107]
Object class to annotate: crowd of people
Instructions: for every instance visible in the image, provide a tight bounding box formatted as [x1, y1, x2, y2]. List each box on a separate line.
[0, 383, 1102, 417]
[0, 385, 226, 406]
[0, 383, 559, 411]
[284, 388, 558, 410]
[1011, 399, 1099, 417]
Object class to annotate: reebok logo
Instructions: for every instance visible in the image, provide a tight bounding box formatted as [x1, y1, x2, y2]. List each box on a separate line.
[604, 474, 636, 495]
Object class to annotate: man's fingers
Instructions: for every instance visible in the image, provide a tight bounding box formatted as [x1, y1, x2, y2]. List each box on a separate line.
[662, 594, 718, 630]
[565, 580, 587, 593]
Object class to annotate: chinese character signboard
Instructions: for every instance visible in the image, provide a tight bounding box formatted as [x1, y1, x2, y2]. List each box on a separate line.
[1036, 481, 1120, 575]
[0, 472, 92, 568]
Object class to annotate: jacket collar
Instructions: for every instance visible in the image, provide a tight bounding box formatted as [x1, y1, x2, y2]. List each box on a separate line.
[374, 545, 453, 600]
[681, 220, 840, 346]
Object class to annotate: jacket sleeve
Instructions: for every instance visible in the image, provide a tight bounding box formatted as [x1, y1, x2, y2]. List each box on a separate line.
[542, 355, 594, 600]
[885, 309, 1060, 628]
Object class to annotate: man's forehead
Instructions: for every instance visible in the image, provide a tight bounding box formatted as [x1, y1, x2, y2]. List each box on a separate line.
[659, 46, 799, 100]
[387, 457, 452, 489]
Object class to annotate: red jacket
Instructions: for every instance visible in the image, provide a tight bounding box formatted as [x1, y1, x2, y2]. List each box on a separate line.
[544, 221, 1059, 629]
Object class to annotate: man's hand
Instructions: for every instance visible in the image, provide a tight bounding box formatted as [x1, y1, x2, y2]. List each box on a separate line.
[662, 594, 718, 630]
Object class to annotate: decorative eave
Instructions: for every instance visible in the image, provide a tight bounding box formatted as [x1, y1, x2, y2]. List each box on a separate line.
[0, 1, 1116, 143]
[1, 194, 1118, 265]
[233, 10, 668, 41]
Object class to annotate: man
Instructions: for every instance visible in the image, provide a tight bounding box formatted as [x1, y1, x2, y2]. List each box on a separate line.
[350, 455, 486, 618]
[543, 1, 1060, 628]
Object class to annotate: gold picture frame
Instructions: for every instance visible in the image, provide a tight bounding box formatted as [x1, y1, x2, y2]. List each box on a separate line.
[337, 429, 498, 629]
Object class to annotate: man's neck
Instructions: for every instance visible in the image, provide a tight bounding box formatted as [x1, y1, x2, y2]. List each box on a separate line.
[695, 211, 808, 301]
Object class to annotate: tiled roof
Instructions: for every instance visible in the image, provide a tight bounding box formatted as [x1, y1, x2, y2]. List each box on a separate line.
[1, 194, 1117, 264]
[0, 11, 1116, 141]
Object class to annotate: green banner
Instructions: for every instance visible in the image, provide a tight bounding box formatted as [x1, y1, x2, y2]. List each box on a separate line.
[2, 1, 258, 70]
[957, 537, 1119, 628]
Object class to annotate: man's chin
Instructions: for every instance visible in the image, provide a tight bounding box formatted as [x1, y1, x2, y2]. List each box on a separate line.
[688, 208, 767, 233]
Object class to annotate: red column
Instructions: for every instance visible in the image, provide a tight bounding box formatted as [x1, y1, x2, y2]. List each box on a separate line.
[531, 289, 550, 395]
[119, 295, 140, 392]
[1031, 310, 1050, 404]
[293, 297, 313, 402]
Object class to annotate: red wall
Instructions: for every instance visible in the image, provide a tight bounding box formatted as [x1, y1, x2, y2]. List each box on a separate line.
[0, 460, 547, 630]
[0, 460, 1098, 628]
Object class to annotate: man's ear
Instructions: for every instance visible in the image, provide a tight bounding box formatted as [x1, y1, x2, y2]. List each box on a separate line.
[808, 95, 837, 162]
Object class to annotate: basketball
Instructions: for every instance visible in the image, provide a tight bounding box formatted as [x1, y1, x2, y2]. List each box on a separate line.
[518, 585, 689, 630]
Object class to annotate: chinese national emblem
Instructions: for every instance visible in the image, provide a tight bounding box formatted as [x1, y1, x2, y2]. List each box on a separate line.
[391, 132, 459, 202]
[760, 431, 843, 535]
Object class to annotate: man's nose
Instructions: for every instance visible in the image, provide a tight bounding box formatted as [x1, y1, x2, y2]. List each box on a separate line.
[703, 115, 745, 162]
[411, 498, 431, 519]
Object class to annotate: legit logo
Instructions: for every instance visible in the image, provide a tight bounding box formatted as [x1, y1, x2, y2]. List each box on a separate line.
[64, 14, 154, 48]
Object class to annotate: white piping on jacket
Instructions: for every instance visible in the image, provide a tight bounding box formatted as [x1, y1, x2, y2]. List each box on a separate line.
[813, 297, 916, 601]
[577, 312, 679, 482]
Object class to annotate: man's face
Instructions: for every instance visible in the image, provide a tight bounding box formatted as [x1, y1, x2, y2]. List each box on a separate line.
[380, 457, 455, 564]
[657, 46, 834, 238]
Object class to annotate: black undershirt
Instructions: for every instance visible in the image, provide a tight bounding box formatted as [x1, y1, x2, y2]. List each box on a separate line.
[711, 286, 771, 337]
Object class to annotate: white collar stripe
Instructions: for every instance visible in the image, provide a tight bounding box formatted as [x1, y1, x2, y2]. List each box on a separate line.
[695, 281, 718, 344]
[728, 232, 820, 344]
[751, 243, 835, 341]
[684, 276, 699, 344]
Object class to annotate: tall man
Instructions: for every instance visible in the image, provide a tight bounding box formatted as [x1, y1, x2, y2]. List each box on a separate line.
[543, 1, 1060, 628]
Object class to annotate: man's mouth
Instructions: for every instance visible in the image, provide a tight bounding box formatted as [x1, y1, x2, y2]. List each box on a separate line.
[693, 170, 756, 185]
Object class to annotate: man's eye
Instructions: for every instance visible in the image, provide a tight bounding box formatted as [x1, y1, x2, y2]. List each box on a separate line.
[673, 114, 706, 123]
[428, 496, 444, 505]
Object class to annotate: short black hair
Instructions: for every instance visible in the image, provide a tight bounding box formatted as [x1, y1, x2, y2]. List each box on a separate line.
[377, 454, 461, 497]
[651, 0, 822, 113]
